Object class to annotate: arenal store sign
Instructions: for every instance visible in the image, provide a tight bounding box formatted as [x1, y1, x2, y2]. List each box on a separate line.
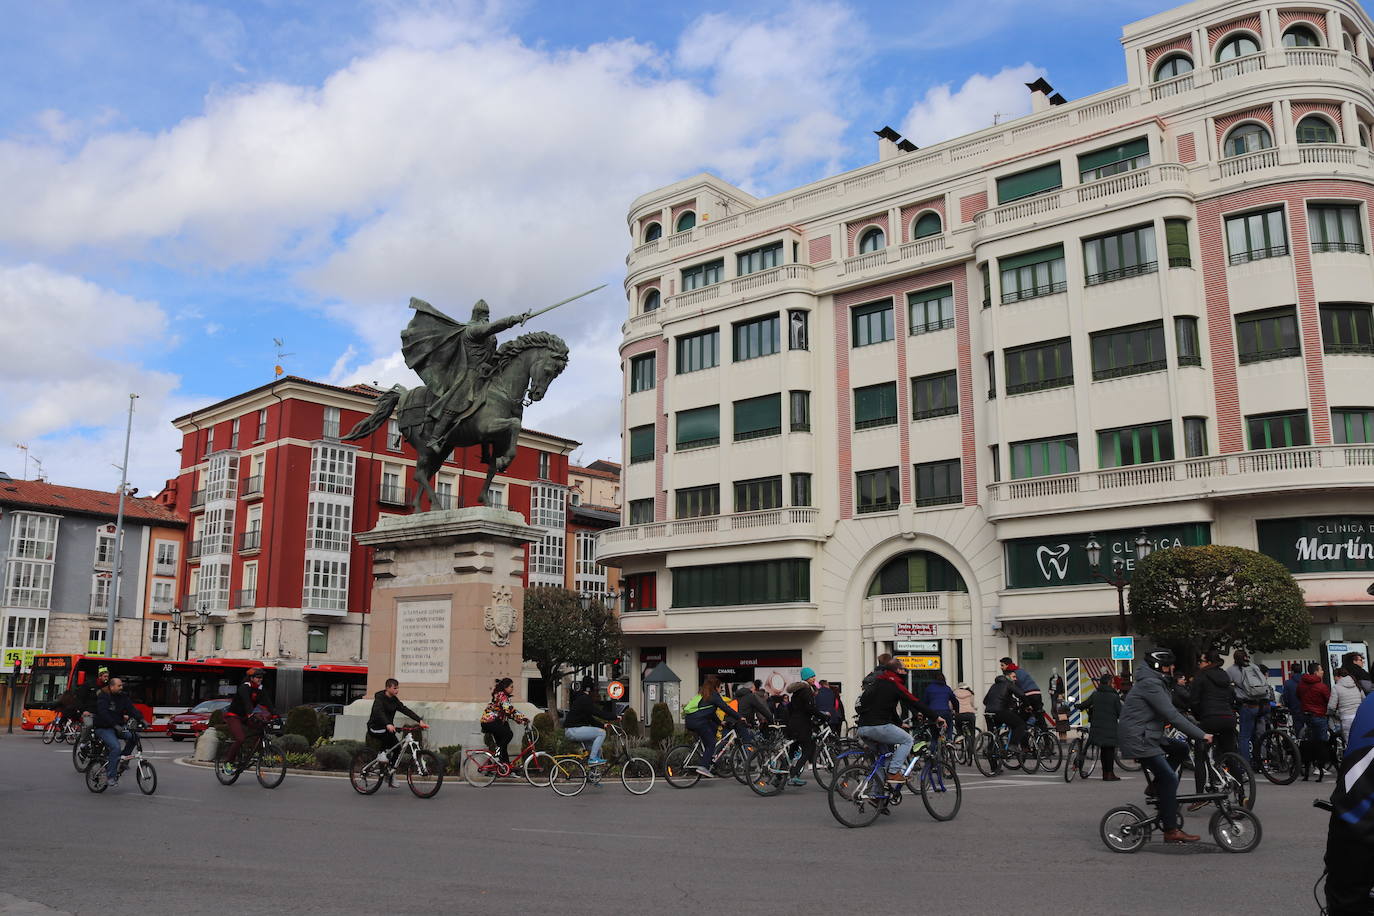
[1004, 523, 1211, 589]
[1257, 516, 1374, 573]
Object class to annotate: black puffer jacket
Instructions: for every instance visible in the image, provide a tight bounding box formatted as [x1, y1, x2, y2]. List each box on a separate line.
[1188, 666, 1236, 722]
[785, 681, 818, 736]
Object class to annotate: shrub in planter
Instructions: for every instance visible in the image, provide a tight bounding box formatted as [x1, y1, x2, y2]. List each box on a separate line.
[208, 708, 229, 742]
[314, 745, 354, 771]
[629, 747, 661, 768]
[530, 712, 558, 751]
[438, 745, 463, 773]
[325, 738, 367, 757]
[284, 751, 316, 769]
[279, 734, 311, 755]
[649, 703, 674, 749]
[284, 706, 321, 746]
[621, 706, 641, 738]
[319, 715, 336, 740]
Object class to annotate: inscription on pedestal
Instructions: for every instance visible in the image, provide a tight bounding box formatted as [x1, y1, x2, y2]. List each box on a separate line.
[395, 598, 451, 683]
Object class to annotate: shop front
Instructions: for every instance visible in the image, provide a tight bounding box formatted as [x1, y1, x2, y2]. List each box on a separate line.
[999, 617, 1119, 725]
[697, 649, 804, 703]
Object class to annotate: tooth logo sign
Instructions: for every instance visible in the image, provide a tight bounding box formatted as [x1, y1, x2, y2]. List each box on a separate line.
[1037, 544, 1071, 580]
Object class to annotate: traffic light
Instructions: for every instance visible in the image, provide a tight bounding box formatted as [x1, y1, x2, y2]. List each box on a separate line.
[611, 657, 623, 680]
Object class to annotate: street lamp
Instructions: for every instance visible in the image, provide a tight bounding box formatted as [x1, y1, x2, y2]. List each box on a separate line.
[578, 587, 624, 613]
[1086, 530, 1153, 675]
[170, 605, 212, 660]
[305, 629, 325, 667]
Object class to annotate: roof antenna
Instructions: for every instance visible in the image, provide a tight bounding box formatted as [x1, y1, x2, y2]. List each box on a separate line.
[16, 443, 28, 480]
[273, 338, 295, 378]
[31, 455, 46, 482]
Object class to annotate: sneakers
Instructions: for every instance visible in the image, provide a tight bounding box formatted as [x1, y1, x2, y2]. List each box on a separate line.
[108, 777, 120, 789]
[885, 773, 906, 785]
[219, 761, 236, 776]
[788, 777, 808, 787]
[120, 754, 135, 761]
[694, 766, 715, 778]
[588, 757, 607, 766]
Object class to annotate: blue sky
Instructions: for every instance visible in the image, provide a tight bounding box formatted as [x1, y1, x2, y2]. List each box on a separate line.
[0, 0, 1161, 493]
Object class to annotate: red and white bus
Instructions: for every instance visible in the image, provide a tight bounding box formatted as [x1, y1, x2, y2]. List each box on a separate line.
[21, 654, 367, 731]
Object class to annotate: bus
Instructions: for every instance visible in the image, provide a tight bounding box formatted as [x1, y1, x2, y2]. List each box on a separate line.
[21, 654, 367, 732]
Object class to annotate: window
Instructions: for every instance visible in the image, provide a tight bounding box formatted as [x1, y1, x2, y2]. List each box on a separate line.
[537, 451, 552, 481]
[623, 572, 657, 612]
[213, 625, 224, 651]
[856, 467, 900, 514]
[310, 444, 355, 495]
[205, 427, 214, 457]
[241, 623, 253, 650]
[854, 382, 898, 429]
[1223, 123, 1272, 158]
[1333, 408, 1374, 444]
[675, 485, 719, 519]
[1011, 434, 1079, 479]
[186, 630, 196, 654]
[1005, 338, 1073, 394]
[990, 444, 1001, 482]
[912, 371, 958, 419]
[309, 627, 329, 654]
[912, 211, 942, 239]
[1247, 410, 1310, 449]
[675, 211, 696, 232]
[985, 352, 996, 399]
[999, 245, 1067, 302]
[737, 242, 782, 276]
[1321, 305, 1374, 353]
[1078, 138, 1150, 183]
[1283, 25, 1321, 47]
[150, 620, 168, 644]
[681, 258, 723, 291]
[151, 580, 174, 612]
[980, 264, 991, 309]
[1297, 116, 1338, 144]
[380, 466, 404, 505]
[868, 551, 967, 595]
[996, 161, 1063, 204]
[733, 314, 779, 361]
[530, 484, 566, 528]
[1154, 54, 1193, 80]
[1165, 218, 1192, 268]
[789, 391, 811, 432]
[1362, 123, 1372, 148]
[676, 405, 720, 450]
[642, 289, 660, 313]
[1083, 224, 1157, 285]
[386, 418, 402, 451]
[788, 310, 809, 350]
[303, 558, 349, 611]
[1216, 33, 1260, 61]
[1176, 316, 1202, 366]
[629, 425, 655, 463]
[240, 562, 257, 605]
[1184, 417, 1208, 457]
[630, 353, 656, 392]
[672, 559, 809, 608]
[95, 531, 116, 569]
[851, 300, 894, 346]
[306, 500, 352, 552]
[484, 483, 505, 508]
[323, 406, 341, 441]
[230, 418, 240, 450]
[643, 221, 662, 242]
[734, 394, 781, 442]
[1237, 307, 1300, 363]
[88, 628, 107, 655]
[858, 227, 885, 253]
[1309, 204, 1364, 253]
[198, 561, 231, 612]
[1226, 207, 1287, 263]
[628, 498, 654, 525]
[1090, 321, 1167, 379]
[676, 329, 719, 373]
[908, 285, 954, 335]
[201, 505, 236, 555]
[204, 451, 238, 502]
[734, 476, 782, 513]
[256, 408, 268, 441]
[1098, 421, 1175, 468]
[914, 459, 962, 507]
[791, 473, 812, 507]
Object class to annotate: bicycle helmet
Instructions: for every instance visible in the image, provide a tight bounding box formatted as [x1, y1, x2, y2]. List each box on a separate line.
[1144, 648, 1175, 670]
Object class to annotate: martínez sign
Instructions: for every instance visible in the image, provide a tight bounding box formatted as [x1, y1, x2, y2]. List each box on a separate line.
[1256, 516, 1374, 573]
[1004, 523, 1211, 589]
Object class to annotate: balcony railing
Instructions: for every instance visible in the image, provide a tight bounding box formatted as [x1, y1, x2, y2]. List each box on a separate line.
[379, 485, 409, 506]
[154, 560, 177, 576]
[239, 530, 262, 553]
[149, 642, 169, 657]
[1149, 72, 1194, 100]
[1285, 47, 1338, 68]
[865, 591, 973, 627]
[89, 594, 119, 616]
[1211, 52, 1265, 83]
[239, 475, 263, 498]
[233, 588, 256, 609]
[597, 507, 821, 557]
[843, 249, 888, 274]
[1218, 148, 1279, 178]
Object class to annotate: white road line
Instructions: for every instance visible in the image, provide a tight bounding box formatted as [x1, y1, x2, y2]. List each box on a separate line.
[512, 827, 668, 841]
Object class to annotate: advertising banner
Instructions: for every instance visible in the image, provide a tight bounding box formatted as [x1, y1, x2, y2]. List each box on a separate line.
[1257, 517, 1374, 574]
[1004, 523, 1210, 589]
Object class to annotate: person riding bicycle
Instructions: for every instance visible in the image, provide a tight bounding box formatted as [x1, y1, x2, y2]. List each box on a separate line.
[368, 678, 427, 769]
[1188, 650, 1237, 758]
[684, 675, 744, 778]
[564, 677, 617, 766]
[783, 668, 822, 787]
[922, 672, 958, 738]
[732, 682, 773, 728]
[1324, 688, 1374, 914]
[1000, 658, 1044, 735]
[856, 658, 945, 785]
[55, 688, 82, 732]
[93, 677, 146, 789]
[982, 674, 1027, 752]
[223, 668, 274, 773]
[480, 678, 529, 767]
[1118, 648, 1212, 844]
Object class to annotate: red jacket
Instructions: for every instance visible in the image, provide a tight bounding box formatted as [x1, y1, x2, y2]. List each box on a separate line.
[1297, 673, 1330, 716]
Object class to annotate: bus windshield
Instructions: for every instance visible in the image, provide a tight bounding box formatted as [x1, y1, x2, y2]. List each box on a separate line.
[26, 669, 70, 705]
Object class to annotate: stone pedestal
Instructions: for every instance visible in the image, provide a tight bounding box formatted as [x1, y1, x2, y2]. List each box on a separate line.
[334, 507, 542, 750]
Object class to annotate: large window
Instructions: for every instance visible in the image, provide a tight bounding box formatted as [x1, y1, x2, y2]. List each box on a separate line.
[737, 242, 782, 276]
[306, 500, 352, 552]
[791, 473, 812, 507]
[680, 258, 723, 291]
[531, 484, 567, 529]
[996, 161, 1062, 204]
[1333, 408, 1374, 444]
[672, 558, 810, 608]
[1223, 123, 1272, 158]
[1283, 25, 1321, 47]
[912, 212, 942, 239]
[854, 382, 898, 429]
[675, 210, 696, 232]
[1091, 321, 1166, 380]
[1078, 138, 1149, 183]
[629, 425, 655, 463]
[310, 444, 355, 495]
[676, 329, 719, 374]
[643, 222, 661, 242]
[1011, 434, 1079, 479]
[1296, 116, 1338, 144]
[733, 314, 779, 361]
[856, 467, 900, 514]
[1321, 305, 1374, 354]
[999, 245, 1067, 303]
[852, 300, 894, 346]
[1165, 218, 1192, 268]
[1309, 204, 1364, 253]
[1226, 207, 1287, 263]
[1216, 33, 1260, 61]
[1005, 338, 1073, 395]
[734, 394, 781, 442]
[858, 227, 885, 253]
[9, 512, 58, 561]
[867, 551, 967, 595]
[1154, 54, 1193, 80]
[908, 285, 954, 335]
[5, 560, 53, 609]
[675, 405, 720, 450]
[322, 406, 341, 441]
[1098, 421, 1175, 468]
[1237, 307, 1300, 363]
[623, 572, 656, 612]
[1184, 417, 1209, 457]
[1247, 410, 1310, 449]
[302, 558, 349, 612]
[642, 289, 660, 313]
[912, 371, 958, 419]
[734, 476, 783, 512]
[630, 353, 656, 393]
[789, 391, 811, 432]
[628, 499, 654, 525]
[914, 459, 962, 507]
[675, 485, 719, 519]
[1176, 316, 1202, 366]
[1083, 225, 1157, 285]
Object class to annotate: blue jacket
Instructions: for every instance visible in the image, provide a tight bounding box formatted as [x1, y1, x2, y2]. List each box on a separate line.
[93, 690, 143, 730]
[1333, 691, 1374, 840]
[923, 682, 957, 713]
[1011, 668, 1041, 693]
[1281, 676, 1302, 713]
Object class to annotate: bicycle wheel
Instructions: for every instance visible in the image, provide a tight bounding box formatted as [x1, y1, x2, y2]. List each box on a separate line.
[42, 721, 58, 744]
[1100, 804, 1149, 853]
[973, 732, 998, 777]
[746, 746, 788, 797]
[1258, 732, 1300, 786]
[349, 752, 386, 795]
[828, 763, 883, 828]
[136, 760, 157, 796]
[256, 739, 286, 789]
[620, 756, 655, 795]
[663, 745, 702, 788]
[1210, 806, 1262, 853]
[550, 757, 587, 797]
[920, 761, 962, 821]
[1064, 738, 1083, 783]
[462, 751, 499, 787]
[1036, 733, 1062, 773]
[215, 754, 243, 785]
[1021, 741, 1040, 774]
[713, 741, 738, 780]
[85, 762, 109, 793]
[1217, 753, 1257, 810]
[1116, 754, 1141, 772]
[406, 750, 443, 798]
[73, 733, 94, 773]
[521, 751, 555, 787]
[1082, 742, 1100, 778]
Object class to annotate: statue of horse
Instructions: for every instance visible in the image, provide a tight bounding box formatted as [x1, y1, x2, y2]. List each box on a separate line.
[343, 331, 569, 510]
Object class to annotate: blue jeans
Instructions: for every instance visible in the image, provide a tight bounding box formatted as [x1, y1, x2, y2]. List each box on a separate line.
[1140, 754, 1181, 830]
[1238, 705, 1266, 761]
[685, 715, 718, 766]
[95, 727, 135, 781]
[564, 726, 606, 759]
[857, 724, 913, 775]
[1303, 713, 1330, 744]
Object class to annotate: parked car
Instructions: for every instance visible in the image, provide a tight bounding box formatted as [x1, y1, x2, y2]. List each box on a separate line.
[166, 699, 231, 741]
[306, 703, 345, 718]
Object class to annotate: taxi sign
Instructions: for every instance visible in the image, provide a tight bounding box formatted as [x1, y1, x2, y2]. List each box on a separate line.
[606, 680, 626, 700]
[1110, 636, 1135, 661]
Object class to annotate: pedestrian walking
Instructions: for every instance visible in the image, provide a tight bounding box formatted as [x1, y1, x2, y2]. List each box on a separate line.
[1281, 662, 1304, 716]
[479, 677, 528, 766]
[1078, 673, 1122, 780]
[830, 683, 846, 730]
[1298, 662, 1332, 780]
[815, 679, 838, 727]
[1330, 667, 1363, 738]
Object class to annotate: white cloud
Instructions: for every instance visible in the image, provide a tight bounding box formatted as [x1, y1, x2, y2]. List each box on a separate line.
[899, 63, 1046, 148]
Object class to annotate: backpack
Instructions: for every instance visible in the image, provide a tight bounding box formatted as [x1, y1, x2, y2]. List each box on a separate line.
[1240, 664, 1271, 701]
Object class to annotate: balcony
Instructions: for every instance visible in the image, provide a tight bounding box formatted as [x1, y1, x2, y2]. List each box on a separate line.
[239, 475, 263, 499]
[151, 595, 174, 613]
[149, 642, 169, 657]
[863, 592, 973, 635]
[379, 485, 410, 507]
[973, 165, 1187, 236]
[1210, 52, 1265, 83]
[596, 507, 823, 564]
[648, 264, 815, 329]
[189, 489, 206, 511]
[1284, 47, 1337, 69]
[89, 594, 120, 616]
[233, 588, 256, 609]
[239, 530, 262, 553]
[620, 601, 821, 635]
[1149, 71, 1194, 101]
[154, 560, 177, 576]
[985, 444, 1374, 519]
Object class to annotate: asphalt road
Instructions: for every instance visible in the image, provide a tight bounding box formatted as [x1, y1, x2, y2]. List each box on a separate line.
[0, 733, 1335, 916]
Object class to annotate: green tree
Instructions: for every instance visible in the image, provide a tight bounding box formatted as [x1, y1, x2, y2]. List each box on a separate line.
[522, 586, 623, 710]
[1128, 544, 1311, 672]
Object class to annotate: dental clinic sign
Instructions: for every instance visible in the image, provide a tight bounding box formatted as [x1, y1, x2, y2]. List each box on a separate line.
[1256, 516, 1374, 573]
[1005, 523, 1211, 589]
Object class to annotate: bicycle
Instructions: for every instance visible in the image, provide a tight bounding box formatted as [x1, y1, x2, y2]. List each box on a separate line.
[349, 726, 444, 798]
[84, 728, 157, 795]
[827, 733, 962, 827]
[1100, 787, 1261, 853]
[1023, 709, 1063, 773]
[215, 715, 287, 789]
[974, 719, 1025, 777]
[549, 723, 654, 797]
[663, 722, 755, 788]
[1257, 706, 1303, 785]
[1063, 727, 1100, 782]
[947, 715, 983, 768]
[72, 722, 103, 773]
[1147, 738, 1257, 811]
[462, 724, 556, 787]
[43, 716, 81, 745]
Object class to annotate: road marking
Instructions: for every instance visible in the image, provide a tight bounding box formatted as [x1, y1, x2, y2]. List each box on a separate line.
[511, 827, 667, 841]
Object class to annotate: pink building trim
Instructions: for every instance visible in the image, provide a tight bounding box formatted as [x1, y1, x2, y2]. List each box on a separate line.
[846, 214, 890, 256]
[959, 192, 988, 225]
[1279, 9, 1327, 37]
[1209, 15, 1265, 48]
[1177, 132, 1198, 163]
[1146, 35, 1195, 67]
[809, 236, 833, 264]
[669, 200, 696, 229]
[1214, 106, 1275, 146]
[1292, 101, 1344, 135]
[900, 198, 946, 241]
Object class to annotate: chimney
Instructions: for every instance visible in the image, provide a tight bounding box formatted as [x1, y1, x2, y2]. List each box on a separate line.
[1026, 77, 1053, 114]
[875, 126, 901, 161]
[896, 139, 918, 153]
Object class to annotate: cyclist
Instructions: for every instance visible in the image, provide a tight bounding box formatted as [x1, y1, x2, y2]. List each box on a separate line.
[55, 688, 82, 734]
[223, 668, 274, 773]
[367, 677, 427, 774]
[1324, 689, 1374, 914]
[563, 677, 616, 766]
[1118, 648, 1212, 844]
[732, 682, 773, 728]
[1000, 658, 1044, 733]
[480, 678, 528, 767]
[683, 674, 744, 778]
[93, 677, 146, 789]
[855, 657, 946, 785]
[982, 674, 1027, 752]
[1077, 672, 1122, 780]
[922, 672, 958, 738]
[783, 667, 821, 787]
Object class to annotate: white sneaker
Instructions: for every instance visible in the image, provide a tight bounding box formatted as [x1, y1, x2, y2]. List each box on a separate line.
[694, 766, 715, 778]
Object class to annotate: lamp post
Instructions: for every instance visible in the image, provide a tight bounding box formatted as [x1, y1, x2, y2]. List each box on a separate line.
[305, 629, 325, 667]
[170, 605, 212, 661]
[1086, 530, 1153, 675]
